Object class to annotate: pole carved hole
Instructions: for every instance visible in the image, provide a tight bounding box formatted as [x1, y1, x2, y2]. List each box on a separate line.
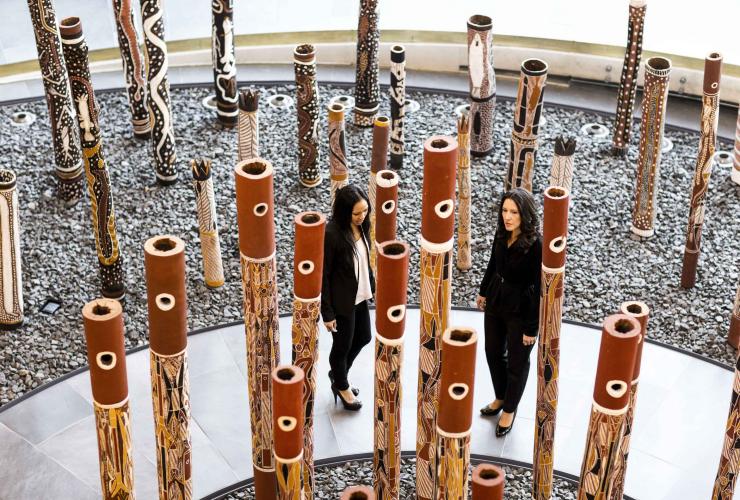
[434, 200, 453, 219]
[96, 352, 117, 370]
[448, 383, 469, 400]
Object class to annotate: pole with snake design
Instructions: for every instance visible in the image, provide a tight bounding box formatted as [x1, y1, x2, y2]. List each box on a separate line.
[467, 15, 496, 157]
[328, 103, 349, 204]
[60, 17, 125, 301]
[389, 46, 406, 168]
[211, 0, 238, 127]
[290, 211, 325, 497]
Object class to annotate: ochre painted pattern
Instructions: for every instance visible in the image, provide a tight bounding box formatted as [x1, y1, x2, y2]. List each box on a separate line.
[191, 160, 225, 287]
[275, 459, 303, 500]
[467, 16, 496, 156]
[577, 407, 627, 500]
[0, 183, 23, 326]
[373, 339, 403, 499]
[416, 247, 452, 500]
[456, 113, 472, 271]
[94, 400, 135, 499]
[353, 0, 380, 126]
[435, 434, 470, 500]
[389, 48, 406, 163]
[241, 255, 280, 475]
[609, 383, 639, 500]
[294, 46, 321, 187]
[290, 298, 320, 498]
[712, 365, 740, 499]
[150, 351, 192, 500]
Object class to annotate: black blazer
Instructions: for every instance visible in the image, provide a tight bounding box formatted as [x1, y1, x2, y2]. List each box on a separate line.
[321, 221, 375, 322]
[479, 235, 542, 335]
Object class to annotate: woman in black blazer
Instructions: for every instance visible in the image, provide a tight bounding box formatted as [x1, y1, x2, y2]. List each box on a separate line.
[321, 185, 375, 411]
[476, 188, 542, 436]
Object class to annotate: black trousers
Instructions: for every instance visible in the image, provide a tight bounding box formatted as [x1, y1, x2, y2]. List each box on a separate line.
[484, 312, 535, 413]
[329, 300, 372, 391]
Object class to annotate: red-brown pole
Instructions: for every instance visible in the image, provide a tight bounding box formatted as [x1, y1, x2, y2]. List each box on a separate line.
[328, 103, 349, 204]
[712, 349, 740, 499]
[374, 170, 399, 250]
[472, 464, 505, 500]
[272, 365, 305, 499]
[369, 116, 391, 272]
[729, 280, 740, 349]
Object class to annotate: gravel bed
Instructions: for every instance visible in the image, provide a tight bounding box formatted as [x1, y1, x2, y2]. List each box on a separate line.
[0, 82, 737, 405]
[221, 457, 578, 499]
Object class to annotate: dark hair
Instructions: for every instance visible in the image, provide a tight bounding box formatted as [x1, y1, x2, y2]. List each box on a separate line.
[331, 184, 371, 259]
[494, 188, 540, 248]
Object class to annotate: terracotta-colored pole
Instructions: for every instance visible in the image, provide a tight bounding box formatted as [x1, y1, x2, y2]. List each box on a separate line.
[141, 0, 177, 184]
[680, 53, 723, 289]
[294, 44, 321, 188]
[416, 136, 458, 500]
[612, 0, 647, 156]
[609, 301, 649, 500]
[712, 343, 740, 499]
[211, 0, 237, 127]
[506, 58, 548, 192]
[373, 240, 409, 499]
[111, 0, 150, 138]
[82, 298, 135, 498]
[353, 0, 380, 127]
[144, 236, 192, 499]
[577, 314, 640, 500]
[730, 281, 740, 349]
[235, 157, 280, 499]
[630, 57, 672, 238]
[290, 211, 325, 497]
[435, 327, 477, 499]
[60, 18, 126, 301]
[532, 186, 570, 500]
[190, 159, 225, 288]
[548, 136, 577, 193]
[733, 107, 740, 186]
[25, 0, 85, 206]
[389, 45, 406, 168]
[472, 464, 505, 500]
[369, 116, 391, 273]
[328, 103, 350, 204]
[342, 486, 375, 499]
[238, 89, 260, 162]
[467, 15, 496, 158]
[272, 365, 305, 500]
[0, 170, 23, 329]
[375, 170, 399, 250]
[456, 109, 472, 271]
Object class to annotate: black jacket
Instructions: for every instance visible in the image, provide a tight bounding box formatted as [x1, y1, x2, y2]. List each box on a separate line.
[321, 221, 375, 322]
[479, 235, 542, 335]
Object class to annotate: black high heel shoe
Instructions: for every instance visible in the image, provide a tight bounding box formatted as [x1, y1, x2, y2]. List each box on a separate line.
[496, 410, 517, 437]
[480, 402, 504, 417]
[331, 383, 362, 411]
[328, 371, 359, 396]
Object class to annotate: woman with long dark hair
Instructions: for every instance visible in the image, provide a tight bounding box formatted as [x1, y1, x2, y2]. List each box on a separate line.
[321, 184, 374, 411]
[476, 188, 542, 436]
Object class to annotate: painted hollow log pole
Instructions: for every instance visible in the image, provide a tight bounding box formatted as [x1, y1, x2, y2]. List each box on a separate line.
[713, 342, 740, 499]
[611, 0, 647, 156]
[456, 109, 472, 272]
[342, 486, 375, 499]
[272, 366, 305, 499]
[25, 0, 85, 205]
[369, 116, 390, 273]
[60, 18, 126, 301]
[238, 89, 260, 161]
[290, 211, 325, 497]
[141, 0, 177, 184]
[472, 464, 505, 500]
[533, 186, 570, 500]
[190, 159, 225, 288]
[144, 236, 192, 499]
[435, 327, 477, 499]
[576, 314, 640, 500]
[375, 170, 399, 251]
[507, 58, 548, 192]
[389, 45, 406, 168]
[467, 15, 496, 158]
[294, 44, 321, 188]
[548, 136, 577, 193]
[733, 107, 740, 186]
[328, 103, 350, 204]
[111, 0, 150, 138]
[609, 301, 649, 500]
[0, 170, 23, 329]
[680, 53, 723, 289]
[730, 281, 740, 349]
[373, 240, 409, 499]
[416, 136, 458, 500]
[353, 0, 380, 127]
[630, 57, 672, 238]
[211, 0, 238, 127]
[82, 299, 135, 498]
[235, 158, 280, 498]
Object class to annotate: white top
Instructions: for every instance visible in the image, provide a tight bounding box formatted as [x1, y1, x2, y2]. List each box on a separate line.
[354, 235, 373, 304]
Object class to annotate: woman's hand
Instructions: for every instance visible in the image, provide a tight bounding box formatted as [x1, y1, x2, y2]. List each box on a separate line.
[324, 320, 337, 333]
[476, 295, 486, 311]
[522, 334, 536, 346]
